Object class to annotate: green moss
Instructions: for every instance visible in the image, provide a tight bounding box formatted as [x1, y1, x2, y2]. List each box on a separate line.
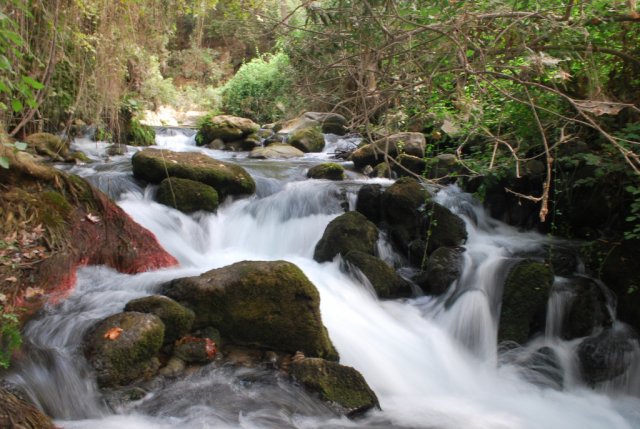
[343, 250, 411, 298]
[313, 211, 379, 263]
[131, 148, 255, 199]
[290, 358, 379, 415]
[196, 114, 260, 146]
[124, 295, 195, 343]
[307, 163, 345, 181]
[128, 119, 155, 146]
[163, 260, 339, 360]
[156, 177, 219, 213]
[25, 132, 69, 161]
[499, 260, 554, 343]
[289, 126, 325, 153]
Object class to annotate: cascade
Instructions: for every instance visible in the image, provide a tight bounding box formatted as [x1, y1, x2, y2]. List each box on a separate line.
[5, 128, 640, 429]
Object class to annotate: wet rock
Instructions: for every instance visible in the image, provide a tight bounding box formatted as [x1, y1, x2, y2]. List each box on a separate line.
[132, 148, 255, 200]
[106, 143, 127, 156]
[577, 326, 639, 385]
[307, 163, 345, 181]
[156, 177, 219, 214]
[355, 184, 383, 224]
[498, 260, 554, 344]
[163, 260, 339, 360]
[423, 153, 461, 180]
[195, 114, 260, 146]
[124, 295, 195, 344]
[249, 144, 305, 159]
[289, 126, 325, 153]
[0, 387, 56, 429]
[351, 132, 426, 170]
[394, 153, 426, 176]
[25, 132, 70, 162]
[84, 312, 165, 387]
[343, 250, 412, 299]
[313, 211, 379, 263]
[424, 246, 464, 295]
[290, 357, 380, 417]
[174, 336, 217, 363]
[562, 277, 613, 340]
[371, 162, 393, 178]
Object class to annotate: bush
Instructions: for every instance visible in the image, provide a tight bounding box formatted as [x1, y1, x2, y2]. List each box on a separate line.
[221, 52, 295, 123]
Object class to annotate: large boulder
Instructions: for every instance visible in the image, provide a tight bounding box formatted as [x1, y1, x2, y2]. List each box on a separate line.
[355, 184, 383, 224]
[343, 250, 412, 299]
[156, 177, 219, 213]
[0, 387, 56, 429]
[424, 246, 464, 295]
[289, 126, 325, 153]
[577, 326, 639, 385]
[561, 276, 613, 340]
[249, 144, 305, 159]
[314, 211, 379, 263]
[307, 163, 345, 181]
[124, 295, 195, 344]
[351, 132, 426, 170]
[84, 312, 165, 387]
[132, 148, 255, 199]
[162, 260, 338, 360]
[498, 260, 554, 344]
[381, 178, 467, 258]
[195, 114, 260, 146]
[290, 357, 380, 417]
[279, 112, 348, 136]
[0, 149, 177, 326]
[25, 132, 70, 162]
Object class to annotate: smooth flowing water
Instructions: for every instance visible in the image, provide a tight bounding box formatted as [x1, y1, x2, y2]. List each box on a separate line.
[7, 129, 640, 428]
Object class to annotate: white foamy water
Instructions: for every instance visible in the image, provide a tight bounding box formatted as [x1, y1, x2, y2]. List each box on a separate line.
[10, 129, 640, 429]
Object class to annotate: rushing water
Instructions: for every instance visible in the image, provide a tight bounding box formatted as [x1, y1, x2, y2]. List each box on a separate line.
[7, 129, 640, 428]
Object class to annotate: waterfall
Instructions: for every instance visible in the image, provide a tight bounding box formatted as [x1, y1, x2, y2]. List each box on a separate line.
[8, 128, 640, 428]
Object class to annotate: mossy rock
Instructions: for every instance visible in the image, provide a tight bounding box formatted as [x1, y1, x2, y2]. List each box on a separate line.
[289, 126, 325, 153]
[124, 295, 195, 344]
[355, 184, 383, 224]
[498, 260, 554, 344]
[424, 246, 464, 295]
[131, 148, 255, 199]
[156, 177, 219, 213]
[84, 312, 165, 387]
[343, 250, 411, 299]
[307, 163, 345, 181]
[314, 211, 379, 263]
[69, 150, 93, 164]
[0, 387, 56, 429]
[127, 119, 156, 146]
[25, 132, 70, 161]
[249, 144, 305, 159]
[162, 260, 338, 360]
[196, 114, 260, 146]
[371, 162, 393, 178]
[351, 132, 425, 170]
[280, 112, 348, 136]
[394, 153, 427, 176]
[576, 327, 637, 385]
[290, 358, 380, 417]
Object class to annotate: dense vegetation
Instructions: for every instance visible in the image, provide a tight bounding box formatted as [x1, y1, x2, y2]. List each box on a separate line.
[1, 0, 639, 368]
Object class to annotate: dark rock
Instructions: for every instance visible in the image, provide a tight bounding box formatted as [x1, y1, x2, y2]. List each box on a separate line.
[0, 387, 56, 429]
[173, 336, 217, 363]
[371, 162, 393, 178]
[562, 277, 613, 340]
[307, 163, 346, 181]
[343, 250, 412, 298]
[351, 132, 426, 170]
[290, 357, 380, 417]
[156, 177, 219, 213]
[84, 312, 164, 387]
[423, 154, 461, 180]
[106, 143, 127, 156]
[279, 112, 348, 136]
[314, 211, 379, 262]
[289, 126, 325, 153]
[577, 326, 639, 385]
[124, 295, 195, 344]
[356, 184, 383, 224]
[424, 246, 464, 294]
[498, 260, 554, 344]
[132, 148, 255, 199]
[394, 153, 427, 176]
[249, 144, 305, 159]
[163, 260, 338, 360]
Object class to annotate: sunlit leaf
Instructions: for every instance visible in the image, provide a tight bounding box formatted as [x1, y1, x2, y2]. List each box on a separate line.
[22, 75, 44, 90]
[11, 98, 23, 112]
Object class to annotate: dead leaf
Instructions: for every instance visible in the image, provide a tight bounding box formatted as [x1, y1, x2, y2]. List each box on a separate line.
[574, 100, 627, 116]
[24, 287, 44, 298]
[104, 327, 123, 340]
[86, 213, 101, 224]
[5, 276, 17, 283]
[0, 293, 7, 303]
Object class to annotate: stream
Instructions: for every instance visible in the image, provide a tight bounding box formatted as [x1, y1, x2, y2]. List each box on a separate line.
[7, 128, 640, 428]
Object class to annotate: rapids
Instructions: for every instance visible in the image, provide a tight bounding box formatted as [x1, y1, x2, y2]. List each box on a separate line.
[7, 128, 640, 428]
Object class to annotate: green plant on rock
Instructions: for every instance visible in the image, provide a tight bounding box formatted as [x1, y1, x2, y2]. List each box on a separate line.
[0, 304, 22, 369]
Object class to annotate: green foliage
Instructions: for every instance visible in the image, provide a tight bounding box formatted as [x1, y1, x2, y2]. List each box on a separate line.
[220, 52, 294, 123]
[0, 304, 22, 369]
